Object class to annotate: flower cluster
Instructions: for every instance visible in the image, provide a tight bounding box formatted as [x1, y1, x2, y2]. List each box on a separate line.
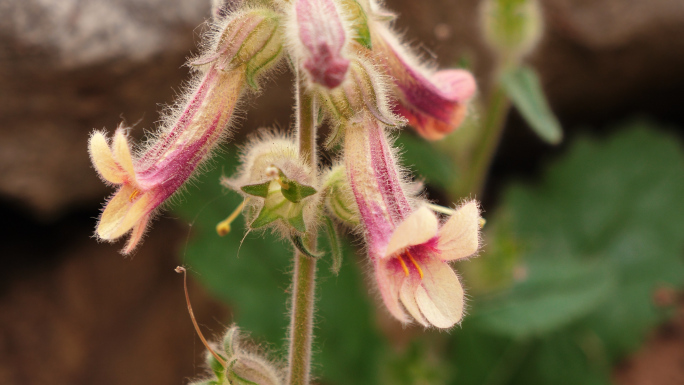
[90, 0, 482, 328]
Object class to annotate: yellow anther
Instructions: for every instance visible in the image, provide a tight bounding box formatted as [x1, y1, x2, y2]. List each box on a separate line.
[479, 217, 487, 228]
[216, 199, 247, 236]
[129, 189, 141, 202]
[276, 177, 290, 190]
[405, 250, 424, 280]
[396, 254, 410, 277]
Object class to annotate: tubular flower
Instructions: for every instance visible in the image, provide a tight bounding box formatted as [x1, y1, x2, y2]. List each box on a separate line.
[370, 24, 477, 140]
[344, 116, 481, 328]
[291, 0, 350, 88]
[89, 8, 284, 254]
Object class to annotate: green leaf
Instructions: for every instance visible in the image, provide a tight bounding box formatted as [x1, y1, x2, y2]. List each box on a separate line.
[291, 234, 323, 258]
[241, 181, 271, 198]
[500, 65, 562, 144]
[323, 216, 343, 274]
[473, 259, 617, 337]
[340, 0, 372, 49]
[250, 206, 280, 229]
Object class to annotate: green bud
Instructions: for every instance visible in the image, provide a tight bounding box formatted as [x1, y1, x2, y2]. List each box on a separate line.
[322, 165, 359, 226]
[481, 0, 543, 63]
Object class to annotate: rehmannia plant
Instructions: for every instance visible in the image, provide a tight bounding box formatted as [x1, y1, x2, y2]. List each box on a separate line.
[86, 0, 551, 382]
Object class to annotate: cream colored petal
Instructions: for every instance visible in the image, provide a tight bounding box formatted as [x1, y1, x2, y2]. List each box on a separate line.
[113, 128, 137, 182]
[109, 192, 153, 240]
[437, 201, 480, 261]
[97, 185, 135, 239]
[415, 258, 464, 328]
[375, 259, 410, 323]
[399, 274, 428, 327]
[384, 206, 438, 258]
[89, 131, 125, 184]
[122, 214, 150, 255]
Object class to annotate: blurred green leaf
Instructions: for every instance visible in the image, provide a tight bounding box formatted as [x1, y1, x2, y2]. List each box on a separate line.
[396, 132, 460, 190]
[451, 121, 684, 385]
[500, 65, 562, 144]
[173, 150, 385, 385]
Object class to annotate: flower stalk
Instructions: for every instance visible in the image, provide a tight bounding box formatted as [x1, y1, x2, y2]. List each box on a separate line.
[287, 71, 318, 385]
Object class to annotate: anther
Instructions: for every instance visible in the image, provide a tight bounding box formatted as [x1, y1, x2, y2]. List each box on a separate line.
[216, 199, 247, 236]
[175, 266, 227, 368]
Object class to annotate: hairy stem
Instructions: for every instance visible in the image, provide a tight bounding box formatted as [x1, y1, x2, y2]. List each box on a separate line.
[287, 70, 318, 385]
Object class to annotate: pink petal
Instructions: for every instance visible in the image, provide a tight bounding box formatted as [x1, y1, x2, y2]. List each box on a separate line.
[415, 257, 464, 328]
[375, 259, 410, 323]
[437, 201, 481, 261]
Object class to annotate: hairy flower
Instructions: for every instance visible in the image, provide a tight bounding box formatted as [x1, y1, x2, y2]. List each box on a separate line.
[89, 8, 284, 254]
[344, 115, 481, 327]
[371, 26, 477, 140]
[291, 0, 350, 88]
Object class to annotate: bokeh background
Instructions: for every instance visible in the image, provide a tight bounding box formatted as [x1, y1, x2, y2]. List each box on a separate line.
[1, 0, 683, 384]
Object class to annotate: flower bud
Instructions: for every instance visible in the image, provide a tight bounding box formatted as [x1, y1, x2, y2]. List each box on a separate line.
[317, 59, 399, 130]
[192, 326, 283, 385]
[195, 8, 284, 89]
[372, 27, 477, 140]
[293, 0, 350, 88]
[223, 132, 320, 235]
[481, 0, 543, 63]
[322, 165, 359, 226]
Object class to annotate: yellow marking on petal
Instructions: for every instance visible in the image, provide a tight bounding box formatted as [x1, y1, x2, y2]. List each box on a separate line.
[216, 199, 247, 236]
[406, 250, 424, 280]
[397, 254, 410, 277]
[128, 189, 141, 202]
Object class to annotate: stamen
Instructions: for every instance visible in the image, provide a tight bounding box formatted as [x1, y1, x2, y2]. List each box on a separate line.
[129, 189, 141, 202]
[426, 203, 456, 215]
[405, 250, 424, 280]
[396, 254, 410, 277]
[175, 266, 227, 368]
[216, 199, 247, 236]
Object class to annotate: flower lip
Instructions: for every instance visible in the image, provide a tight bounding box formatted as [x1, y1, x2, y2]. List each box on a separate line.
[383, 206, 439, 258]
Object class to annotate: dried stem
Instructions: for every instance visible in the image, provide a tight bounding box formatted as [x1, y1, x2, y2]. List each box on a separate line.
[286, 69, 318, 385]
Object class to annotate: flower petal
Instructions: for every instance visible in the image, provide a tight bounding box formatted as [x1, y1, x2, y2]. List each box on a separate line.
[437, 201, 480, 261]
[415, 258, 464, 328]
[375, 259, 410, 323]
[399, 274, 428, 326]
[97, 187, 153, 241]
[89, 131, 126, 184]
[384, 206, 438, 258]
[113, 128, 137, 182]
[121, 213, 150, 255]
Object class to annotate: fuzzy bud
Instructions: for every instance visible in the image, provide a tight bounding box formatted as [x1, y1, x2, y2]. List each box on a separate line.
[481, 0, 543, 63]
[223, 132, 320, 235]
[294, 0, 350, 88]
[322, 165, 359, 226]
[192, 326, 283, 385]
[318, 59, 398, 128]
[194, 8, 284, 89]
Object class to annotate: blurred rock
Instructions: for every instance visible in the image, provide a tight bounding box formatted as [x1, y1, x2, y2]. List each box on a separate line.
[0, 216, 229, 385]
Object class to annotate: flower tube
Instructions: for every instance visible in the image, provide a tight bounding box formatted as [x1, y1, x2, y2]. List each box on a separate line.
[344, 115, 481, 327]
[89, 8, 283, 254]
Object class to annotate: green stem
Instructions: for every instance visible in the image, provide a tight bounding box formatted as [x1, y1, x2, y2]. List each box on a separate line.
[460, 81, 511, 198]
[287, 70, 318, 385]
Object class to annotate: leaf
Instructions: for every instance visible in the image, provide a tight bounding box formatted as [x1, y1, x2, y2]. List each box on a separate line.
[473, 259, 617, 337]
[500, 65, 562, 144]
[323, 216, 343, 274]
[241, 181, 271, 198]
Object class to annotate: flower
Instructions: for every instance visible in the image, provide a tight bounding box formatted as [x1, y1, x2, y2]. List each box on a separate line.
[291, 0, 350, 88]
[90, 67, 244, 254]
[89, 8, 284, 254]
[344, 115, 481, 327]
[369, 17, 477, 140]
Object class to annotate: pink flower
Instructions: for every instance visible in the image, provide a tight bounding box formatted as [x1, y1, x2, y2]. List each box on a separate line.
[293, 0, 350, 88]
[373, 27, 476, 140]
[89, 67, 244, 254]
[345, 115, 480, 327]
